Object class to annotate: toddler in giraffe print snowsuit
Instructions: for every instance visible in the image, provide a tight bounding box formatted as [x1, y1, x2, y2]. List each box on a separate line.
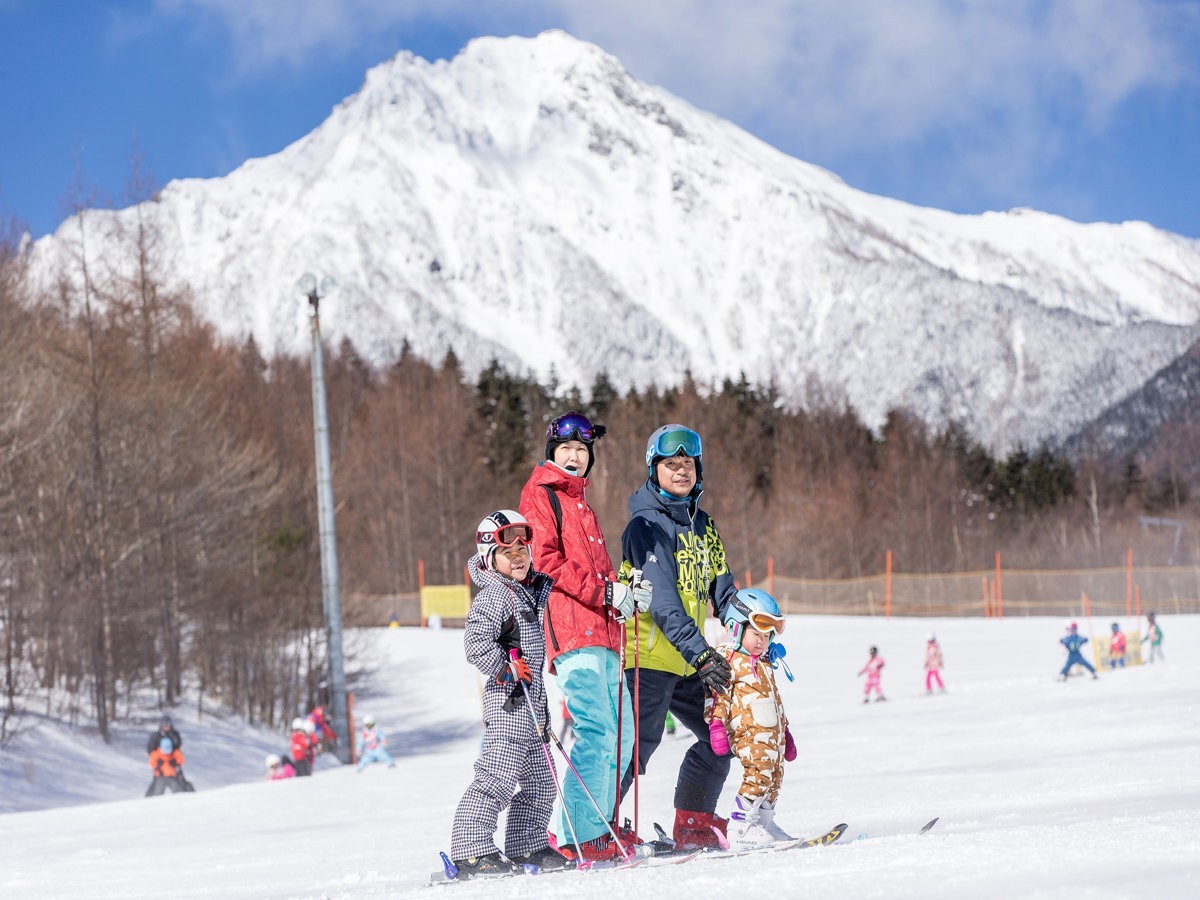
[706, 588, 797, 848]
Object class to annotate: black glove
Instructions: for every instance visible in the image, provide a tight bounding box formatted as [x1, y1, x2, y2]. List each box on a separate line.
[695, 647, 732, 693]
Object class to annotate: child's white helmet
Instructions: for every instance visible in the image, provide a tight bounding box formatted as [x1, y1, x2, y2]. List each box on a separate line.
[265, 753, 282, 768]
[475, 509, 533, 569]
[291, 717, 305, 731]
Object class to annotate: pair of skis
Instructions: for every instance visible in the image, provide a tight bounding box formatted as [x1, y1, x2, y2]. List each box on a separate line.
[429, 820, 852, 884]
[647, 820, 848, 862]
[429, 844, 697, 884]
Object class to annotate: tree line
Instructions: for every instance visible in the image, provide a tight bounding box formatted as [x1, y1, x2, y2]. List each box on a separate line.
[1, 214, 1193, 743]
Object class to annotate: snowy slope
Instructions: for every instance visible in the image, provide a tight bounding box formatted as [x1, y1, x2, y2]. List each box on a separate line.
[2, 616, 1198, 899]
[22, 30, 1200, 451]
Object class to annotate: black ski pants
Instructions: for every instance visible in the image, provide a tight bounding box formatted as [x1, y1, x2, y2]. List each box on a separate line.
[620, 667, 730, 814]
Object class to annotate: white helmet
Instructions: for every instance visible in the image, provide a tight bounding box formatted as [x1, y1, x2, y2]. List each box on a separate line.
[475, 509, 532, 569]
[302, 719, 316, 734]
[363, 714, 376, 727]
[265, 753, 282, 768]
[291, 717, 305, 731]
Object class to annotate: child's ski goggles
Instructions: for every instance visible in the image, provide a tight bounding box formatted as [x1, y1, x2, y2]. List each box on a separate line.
[651, 426, 702, 460]
[747, 611, 786, 635]
[485, 522, 533, 548]
[729, 593, 786, 635]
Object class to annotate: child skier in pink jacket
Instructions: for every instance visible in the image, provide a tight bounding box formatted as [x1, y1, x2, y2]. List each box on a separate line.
[858, 646, 886, 703]
[924, 635, 945, 693]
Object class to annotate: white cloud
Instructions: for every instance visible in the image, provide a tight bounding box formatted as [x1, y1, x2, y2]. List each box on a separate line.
[150, 0, 481, 72]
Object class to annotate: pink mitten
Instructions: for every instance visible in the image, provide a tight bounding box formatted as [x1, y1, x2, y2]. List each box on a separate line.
[708, 719, 730, 756]
[784, 728, 797, 762]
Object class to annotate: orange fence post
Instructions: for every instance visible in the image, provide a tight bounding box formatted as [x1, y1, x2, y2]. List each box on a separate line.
[995, 551, 1003, 618]
[885, 550, 892, 619]
[767, 556, 775, 596]
[1126, 548, 1133, 617]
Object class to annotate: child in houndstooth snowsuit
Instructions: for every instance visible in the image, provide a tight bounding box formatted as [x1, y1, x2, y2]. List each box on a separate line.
[449, 512, 561, 876]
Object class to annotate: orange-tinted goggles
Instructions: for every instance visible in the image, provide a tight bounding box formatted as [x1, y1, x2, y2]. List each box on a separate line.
[493, 523, 533, 548]
[748, 611, 785, 635]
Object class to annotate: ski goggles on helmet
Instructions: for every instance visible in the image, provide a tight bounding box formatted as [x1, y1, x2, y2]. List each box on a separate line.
[747, 611, 786, 635]
[650, 426, 702, 460]
[487, 522, 533, 548]
[548, 412, 598, 443]
[730, 594, 786, 635]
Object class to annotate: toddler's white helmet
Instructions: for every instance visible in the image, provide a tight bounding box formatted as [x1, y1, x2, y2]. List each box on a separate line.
[265, 753, 282, 768]
[291, 717, 305, 731]
[363, 714, 376, 727]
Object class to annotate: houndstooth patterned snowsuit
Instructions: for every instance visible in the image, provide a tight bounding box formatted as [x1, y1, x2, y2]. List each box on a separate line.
[450, 555, 556, 860]
[706, 643, 789, 803]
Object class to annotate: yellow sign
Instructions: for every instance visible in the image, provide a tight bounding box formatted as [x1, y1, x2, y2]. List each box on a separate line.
[419, 585, 471, 622]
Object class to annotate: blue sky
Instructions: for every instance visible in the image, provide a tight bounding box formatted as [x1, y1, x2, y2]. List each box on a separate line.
[2, 0, 1198, 240]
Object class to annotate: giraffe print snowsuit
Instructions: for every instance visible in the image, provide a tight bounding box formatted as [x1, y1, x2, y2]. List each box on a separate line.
[706, 643, 789, 803]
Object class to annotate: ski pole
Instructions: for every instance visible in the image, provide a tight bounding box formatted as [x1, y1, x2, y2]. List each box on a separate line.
[507, 656, 635, 861]
[542, 723, 634, 859]
[613, 609, 626, 830]
[506, 651, 586, 868]
[633, 611, 640, 836]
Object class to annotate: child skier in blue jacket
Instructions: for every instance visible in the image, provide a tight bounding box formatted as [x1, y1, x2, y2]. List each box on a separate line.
[1058, 623, 1098, 680]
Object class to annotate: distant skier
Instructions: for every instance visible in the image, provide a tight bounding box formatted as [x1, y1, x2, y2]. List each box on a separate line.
[859, 646, 886, 702]
[355, 714, 396, 771]
[924, 635, 946, 694]
[1059, 622, 1098, 680]
[265, 753, 296, 780]
[145, 715, 193, 790]
[289, 718, 314, 776]
[1142, 612, 1164, 664]
[145, 737, 189, 796]
[307, 705, 339, 754]
[1108, 623, 1127, 668]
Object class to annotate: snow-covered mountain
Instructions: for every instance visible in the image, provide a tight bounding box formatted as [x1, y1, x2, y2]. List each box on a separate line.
[23, 30, 1200, 452]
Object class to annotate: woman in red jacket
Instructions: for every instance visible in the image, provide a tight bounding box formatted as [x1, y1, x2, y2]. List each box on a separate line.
[519, 412, 651, 862]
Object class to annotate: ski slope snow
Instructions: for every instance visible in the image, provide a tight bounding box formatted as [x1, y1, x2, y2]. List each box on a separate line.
[1, 615, 1197, 898]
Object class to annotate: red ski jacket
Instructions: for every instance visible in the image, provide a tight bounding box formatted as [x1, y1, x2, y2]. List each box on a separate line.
[519, 461, 623, 671]
[290, 730, 314, 764]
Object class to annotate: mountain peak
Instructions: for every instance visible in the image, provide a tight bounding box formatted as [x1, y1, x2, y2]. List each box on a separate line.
[22, 32, 1200, 453]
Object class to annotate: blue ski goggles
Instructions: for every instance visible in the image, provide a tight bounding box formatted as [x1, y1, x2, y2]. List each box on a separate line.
[548, 412, 598, 443]
[649, 425, 702, 461]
